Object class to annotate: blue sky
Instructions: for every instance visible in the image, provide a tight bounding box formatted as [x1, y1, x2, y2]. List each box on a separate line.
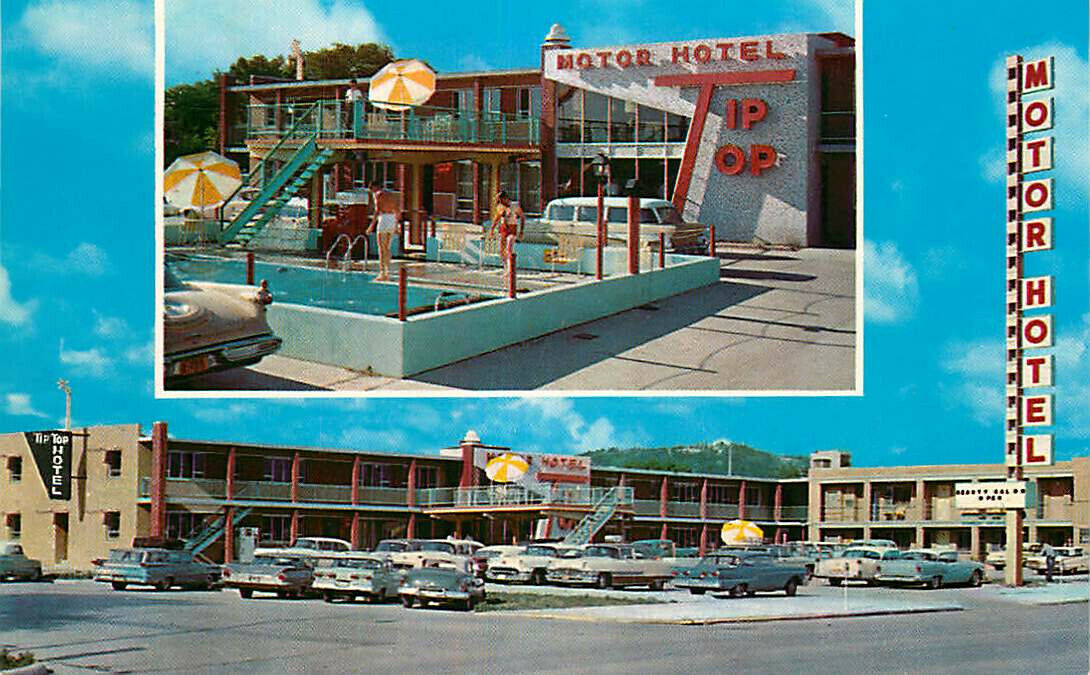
[1, 0, 1086, 467]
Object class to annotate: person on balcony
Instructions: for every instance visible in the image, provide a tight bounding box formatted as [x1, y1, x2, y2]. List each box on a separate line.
[344, 79, 364, 135]
[367, 179, 398, 282]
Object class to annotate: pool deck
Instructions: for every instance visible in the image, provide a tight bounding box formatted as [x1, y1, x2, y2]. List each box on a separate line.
[171, 245, 857, 392]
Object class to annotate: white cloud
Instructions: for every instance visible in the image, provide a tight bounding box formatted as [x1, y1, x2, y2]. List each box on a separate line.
[93, 313, 130, 339]
[5, 393, 49, 418]
[18, 0, 153, 76]
[459, 54, 492, 72]
[807, 0, 853, 32]
[125, 341, 154, 365]
[166, 0, 385, 81]
[65, 243, 110, 277]
[0, 264, 37, 327]
[863, 240, 918, 323]
[59, 339, 113, 377]
[191, 402, 260, 424]
[503, 399, 645, 451]
[941, 339, 1004, 378]
[985, 44, 1089, 198]
[340, 426, 409, 451]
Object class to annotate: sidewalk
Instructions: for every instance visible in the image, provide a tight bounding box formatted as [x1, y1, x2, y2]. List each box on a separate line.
[506, 592, 962, 625]
[985, 581, 1089, 606]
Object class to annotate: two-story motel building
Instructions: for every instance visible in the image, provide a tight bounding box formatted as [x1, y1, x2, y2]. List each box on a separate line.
[216, 26, 855, 249]
[2, 423, 1086, 571]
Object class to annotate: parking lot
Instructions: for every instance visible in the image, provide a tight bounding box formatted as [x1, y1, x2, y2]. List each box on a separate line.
[3, 578, 1085, 673]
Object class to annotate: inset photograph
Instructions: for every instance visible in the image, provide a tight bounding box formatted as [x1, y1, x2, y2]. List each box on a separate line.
[159, 19, 857, 394]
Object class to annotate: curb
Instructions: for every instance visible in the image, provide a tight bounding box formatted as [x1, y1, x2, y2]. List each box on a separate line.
[507, 603, 963, 625]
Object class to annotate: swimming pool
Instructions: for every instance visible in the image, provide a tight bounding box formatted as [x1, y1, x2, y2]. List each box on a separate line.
[167, 254, 488, 316]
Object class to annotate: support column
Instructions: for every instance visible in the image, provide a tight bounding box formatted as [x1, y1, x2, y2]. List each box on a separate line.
[699, 524, 708, 556]
[862, 481, 872, 523]
[659, 522, 668, 541]
[699, 479, 708, 521]
[407, 514, 416, 539]
[150, 421, 168, 538]
[226, 447, 236, 501]
[351, 456, 360, 506]
[490, 162, 501, 202]
[738, 481, 747, 520]
[217, 75, 228, 155]
[774, 484, 783, 522]
[407, 459, 417, 507]
[1005, 512, 1024, 585]
[290, 509, 300, 542]
[659, 477, 668, 518]
[224, 507, 234, 563]
[472, 164, 480, 225]
[291, 452, 301, 503]
[970, 525, 982, 562]
[459, 440, 477, 488]
[310, 166, 324, 231]
[410, 164, 424, 243]
[915, 525, 925, 549]
[350, 512, 360, 549]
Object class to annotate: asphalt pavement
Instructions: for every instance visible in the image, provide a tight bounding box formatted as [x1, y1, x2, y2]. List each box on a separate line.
[2, 579, 1085, 674]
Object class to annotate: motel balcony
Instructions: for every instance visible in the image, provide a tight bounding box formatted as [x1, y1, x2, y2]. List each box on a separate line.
[416, 485, 633, 512]
[243, 100, 541, 148]
[139, 477, 410, 507]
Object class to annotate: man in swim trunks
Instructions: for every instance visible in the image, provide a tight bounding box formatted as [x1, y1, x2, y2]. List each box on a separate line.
[366, 179, 399, 281]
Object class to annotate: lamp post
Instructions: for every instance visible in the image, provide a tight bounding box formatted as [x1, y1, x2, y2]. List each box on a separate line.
[57, 379, 71, 431]
[591, 152, 610, 280]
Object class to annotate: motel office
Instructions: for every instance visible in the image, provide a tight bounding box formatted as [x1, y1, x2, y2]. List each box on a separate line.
[2, 423, 1087, 571]
[219, 27, 855, 249]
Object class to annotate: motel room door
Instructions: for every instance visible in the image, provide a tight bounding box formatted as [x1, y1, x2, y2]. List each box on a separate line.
[53, 512, 69, 564]
[820, 153, 856, 248]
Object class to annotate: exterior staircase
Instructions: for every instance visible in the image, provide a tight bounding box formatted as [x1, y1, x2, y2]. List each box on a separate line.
[562, 487, 622, 546]
[185, 506, 253, 558]
[219, 137, 334, 247]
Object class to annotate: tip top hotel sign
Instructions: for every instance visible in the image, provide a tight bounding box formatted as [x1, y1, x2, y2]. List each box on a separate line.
[1006, 54, 1057, 470]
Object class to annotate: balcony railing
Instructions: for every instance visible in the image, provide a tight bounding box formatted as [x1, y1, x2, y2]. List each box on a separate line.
[822, 507, 864, 523]
[233, 480, 292, 501]
[779, 505, 808, 521]
[871, 503, 923, 522]
[706, 503, 740, 520]
[246, 100, 540, 146]
[418, 485, 632, 509]
[667, 501, 701, 518]
[633, 499, 662, 516]
[1038, 499, 1074, 521]
[165, 477, 226, 499]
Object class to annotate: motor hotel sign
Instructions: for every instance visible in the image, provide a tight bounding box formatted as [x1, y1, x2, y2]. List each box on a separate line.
[23, 430, 73, 500]
[1006, 55, 1056, 468]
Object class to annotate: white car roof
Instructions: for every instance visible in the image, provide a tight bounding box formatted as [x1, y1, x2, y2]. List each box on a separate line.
[547, 197, 675, 209]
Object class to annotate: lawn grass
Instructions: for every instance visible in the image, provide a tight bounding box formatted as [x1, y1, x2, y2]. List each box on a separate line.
[476, 592, 661, 613]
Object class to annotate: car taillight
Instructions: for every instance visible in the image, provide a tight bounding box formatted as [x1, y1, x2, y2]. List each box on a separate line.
[671, 570, 678, 576]
[222, 569, 231, 577]
[460, 582, 469, 591]
[699, 572, 706, 578]
[915, 565, 922, 573]
[711, 571, 718, 577]
[350, 575, 360, 580]
[277, 573, 287, 582]
[875, 566, 881, 573]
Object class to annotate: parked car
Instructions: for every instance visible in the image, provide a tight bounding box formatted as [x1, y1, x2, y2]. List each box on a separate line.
[1026, 546, 1089, 575]
[486, 542, 581, 585]
[0, 542, 42, 581]
[94, 547, 219, 591]
[472, 545, 524, 578]
[221, 554, 314, 598]
[164, 265, 281, 383]
[874, 549, 985, 588]
[814, 546, 901, 586]
[987, 543, 1043, 570]
[519, 197, 707, 252]
[399, 566, 486, 611]
[674, 550, 808, 597]
[312, 554, 403, 603]
[254, 537, 353, 558]
[632, 539, 701, 574]
[393, 538, 483, 570]
[545, 543, 673, 590]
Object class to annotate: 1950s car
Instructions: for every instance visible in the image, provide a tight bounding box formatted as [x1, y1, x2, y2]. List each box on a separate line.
[95, 547, 219, 591]
[312, 554, 403, 603]
[520, 197, 707, 252]
[221, 554, 314, 598]
[164, 265, 282, 384]
[674, 550, 808, 597]
[545, 543, 673, 590]
[1026, 546, 1089, 575]
[472, 545, 524, 578]
[874, 549, 985, 589]
[486, 542, 581, 585]
[399, 567, 486, 611]
[0, 542, 42, 581]
[814, 546, 901, 586]
[392, 538, 482, 570]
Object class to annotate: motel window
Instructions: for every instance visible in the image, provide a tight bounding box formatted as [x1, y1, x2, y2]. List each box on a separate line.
[482, 88, 502, 114]
[453, 88, 474, 112]
[7, 456, 20, 483]
[103, 512, 121, 539]
[166, 511, 203, 540]
[264, 457, 292, 483]
[583, 91, 609, 143]
[671, 481, 700, 503]
[455, 161, 475, 217]
[5, 513, 20, 539]
[707, 485, 737, 504]
[105, 449, 122, 478]
[746, 487, 763, 506]
[556, 85, 582, 143]
[556, 159, 582, 197]
[517, 87, 540, 119]
[261, 515, 293, 543]
[360, 462, 393, 488]
[609, 97, 636, 143]
[518, 161, 542, 215]
[167, 451, 205, 479]
[637, 105, 665, 143]
[666, 112, 690, 143]
[414, 466, 439, 490]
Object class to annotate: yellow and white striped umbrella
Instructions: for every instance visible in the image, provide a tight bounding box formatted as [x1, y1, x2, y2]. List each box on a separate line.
[485, 453, 530, 483]
[368, 59, 436, 111]
[163, 151, 242, 211]
[721, 519, 764, 545]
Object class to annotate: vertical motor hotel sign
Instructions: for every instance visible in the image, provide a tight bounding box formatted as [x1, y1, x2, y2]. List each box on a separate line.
[23, 430, 74, 500]
[1005, 54, 1057, 473]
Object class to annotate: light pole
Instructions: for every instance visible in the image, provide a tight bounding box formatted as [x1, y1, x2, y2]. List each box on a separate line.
[591, 152, 610, 280]
[57, 379, 71, 431]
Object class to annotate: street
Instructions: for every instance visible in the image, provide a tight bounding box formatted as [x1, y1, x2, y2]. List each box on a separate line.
[2, 580, 1085, 674]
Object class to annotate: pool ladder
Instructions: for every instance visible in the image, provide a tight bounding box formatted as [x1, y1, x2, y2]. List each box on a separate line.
[325, 234, 369, 272]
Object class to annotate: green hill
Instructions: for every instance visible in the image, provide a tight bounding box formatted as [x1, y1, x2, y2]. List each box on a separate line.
[580, 441, 809, 478]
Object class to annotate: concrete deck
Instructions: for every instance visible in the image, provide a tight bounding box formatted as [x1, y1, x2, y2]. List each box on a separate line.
[173, 245, 857, 392]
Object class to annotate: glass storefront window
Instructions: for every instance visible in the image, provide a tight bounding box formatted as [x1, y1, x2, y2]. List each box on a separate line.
[610, 98, 636, 143]
[583, 91, 609, 143]
[667, 112, 690, 142]
[638, 105, 665, 143]
[557, 86, 582, 143]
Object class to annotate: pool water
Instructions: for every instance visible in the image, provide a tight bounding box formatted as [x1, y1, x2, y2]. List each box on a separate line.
[167, 254, 488, 316]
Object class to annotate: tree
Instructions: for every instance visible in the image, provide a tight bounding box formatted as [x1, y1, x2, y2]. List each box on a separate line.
[224, 54, 293, 85]
[164, 79, 219, 165]
[304, 43, 394, 80]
